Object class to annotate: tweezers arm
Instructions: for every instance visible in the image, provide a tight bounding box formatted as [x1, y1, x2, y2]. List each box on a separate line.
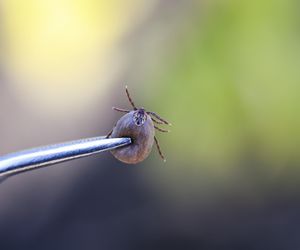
[0, 137, 131, 177]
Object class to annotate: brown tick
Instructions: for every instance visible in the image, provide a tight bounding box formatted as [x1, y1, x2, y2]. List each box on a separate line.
[107, 86, 171, 164]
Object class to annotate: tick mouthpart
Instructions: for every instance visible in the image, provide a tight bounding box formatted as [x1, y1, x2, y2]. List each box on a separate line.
[133, 109, 147, 126]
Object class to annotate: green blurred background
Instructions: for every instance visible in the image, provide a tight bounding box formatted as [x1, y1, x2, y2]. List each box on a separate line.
[0, 1, 300, 249]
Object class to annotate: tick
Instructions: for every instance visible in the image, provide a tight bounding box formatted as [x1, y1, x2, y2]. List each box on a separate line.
[107, 86, 171, 164]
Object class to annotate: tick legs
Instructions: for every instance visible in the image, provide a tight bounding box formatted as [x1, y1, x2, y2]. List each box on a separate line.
[106, 129, 113, 138]
[125, 86, 137, 110]
[154, 136, 166, 162]
[147, 111, 171, 125]
[154, 126, 170, 133]
[152, 117, 165, 125]
[112, 107, 130, 113]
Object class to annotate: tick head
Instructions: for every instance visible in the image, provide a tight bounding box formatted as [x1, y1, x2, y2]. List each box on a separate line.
[133, 108, 147, 126]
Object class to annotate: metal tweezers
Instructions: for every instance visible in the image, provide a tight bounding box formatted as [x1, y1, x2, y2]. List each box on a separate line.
[0, 136, 131, 179]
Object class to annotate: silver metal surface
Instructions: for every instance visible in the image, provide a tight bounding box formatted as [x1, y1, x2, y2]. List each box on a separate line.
[0, 136, 131, 177]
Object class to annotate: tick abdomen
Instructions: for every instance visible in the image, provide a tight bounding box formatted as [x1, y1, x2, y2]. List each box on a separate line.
[110, 111, 154, 164]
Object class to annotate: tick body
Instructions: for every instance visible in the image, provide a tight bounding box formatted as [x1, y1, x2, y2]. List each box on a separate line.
[108, 86, 171, 164]
[111, 110, 154, 164]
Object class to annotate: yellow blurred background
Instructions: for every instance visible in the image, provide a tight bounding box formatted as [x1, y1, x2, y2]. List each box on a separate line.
[0, 1, 300, 249]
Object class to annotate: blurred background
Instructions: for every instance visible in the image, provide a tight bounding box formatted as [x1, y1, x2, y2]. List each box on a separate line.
[0, 0, 300, 249]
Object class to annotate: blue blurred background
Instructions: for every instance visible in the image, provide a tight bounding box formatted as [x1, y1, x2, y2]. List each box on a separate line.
[0, 1, 300, 249]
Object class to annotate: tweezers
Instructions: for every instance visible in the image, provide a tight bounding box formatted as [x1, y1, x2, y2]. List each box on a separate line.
[0, 136, 131, 178]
